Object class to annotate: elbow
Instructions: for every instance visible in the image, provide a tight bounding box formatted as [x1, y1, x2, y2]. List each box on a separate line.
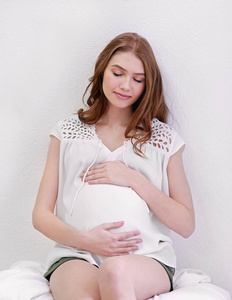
[32, 210, 37, 230]
[180, 207, 195, 238]
[32, 207, 53, 233]
[182, 227, 195, 239]
[32, 208, 41, 231]
[181, 219, 195, 239]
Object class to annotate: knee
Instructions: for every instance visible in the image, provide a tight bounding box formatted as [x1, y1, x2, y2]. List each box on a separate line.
[98, 257, 129, 291]
[78, 297, 98, 300]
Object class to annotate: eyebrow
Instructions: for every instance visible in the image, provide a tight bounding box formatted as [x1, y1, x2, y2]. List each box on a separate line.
[111, 64, 145, 76]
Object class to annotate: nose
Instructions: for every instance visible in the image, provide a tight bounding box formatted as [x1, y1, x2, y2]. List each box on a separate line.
[120, 76, 130, 91]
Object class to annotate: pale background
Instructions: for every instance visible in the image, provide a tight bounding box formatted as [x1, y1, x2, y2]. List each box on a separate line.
[0, 0, 231, 295]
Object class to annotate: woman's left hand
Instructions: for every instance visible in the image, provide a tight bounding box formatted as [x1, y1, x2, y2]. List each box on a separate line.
[81, 161, 134, 187]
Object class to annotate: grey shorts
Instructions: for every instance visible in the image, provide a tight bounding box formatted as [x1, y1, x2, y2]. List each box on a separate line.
[44, 256, 175, 291]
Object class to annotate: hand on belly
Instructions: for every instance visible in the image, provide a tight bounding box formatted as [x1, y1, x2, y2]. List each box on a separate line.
[78, 220, 143, 257]
[69, 184, 151, 235]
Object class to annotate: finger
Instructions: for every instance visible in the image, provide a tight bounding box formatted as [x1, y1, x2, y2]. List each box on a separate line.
[102, 223, 141, 238]
[81, 169, 102, 177]
[116, 245, 140, 252]
[109, 238, 142, 253]
[116, 230, 141, 240]
[89, 163, 106, 171]
[85, 177, 108, 185]
[101, 221, 125, 230]
[85, 169, 105, 178]
[82, 172, 106, 183]
[109, 243, 141, 255]
[81, 164, 105, 176]
[118, 238, 143, 246]
[83, 168, 106, 180]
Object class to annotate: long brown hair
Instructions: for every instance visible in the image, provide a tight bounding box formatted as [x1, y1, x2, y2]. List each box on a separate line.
[78, 32, 168, 156]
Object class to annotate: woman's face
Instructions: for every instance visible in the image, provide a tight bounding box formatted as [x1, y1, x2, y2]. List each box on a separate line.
[102, 51, 145, 111]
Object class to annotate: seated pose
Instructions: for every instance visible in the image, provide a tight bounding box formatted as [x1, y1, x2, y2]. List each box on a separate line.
[33, 32, 195, 300]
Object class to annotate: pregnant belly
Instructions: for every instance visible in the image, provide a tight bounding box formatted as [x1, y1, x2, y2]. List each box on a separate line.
[68, 183, 152, 234]
[63, 183, 172, 258]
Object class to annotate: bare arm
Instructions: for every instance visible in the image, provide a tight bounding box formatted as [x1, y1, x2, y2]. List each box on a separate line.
[130, 149, 195, 238]
[32, 137, 142, 256]
[83, 149, 195, 238]
[32, 137, 81, 247]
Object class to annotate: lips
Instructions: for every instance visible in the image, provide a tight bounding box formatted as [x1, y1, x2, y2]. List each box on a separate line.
[114, 92, 131, 100]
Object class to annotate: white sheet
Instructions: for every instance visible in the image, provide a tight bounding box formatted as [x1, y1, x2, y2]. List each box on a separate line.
[0, 261, 230, 300]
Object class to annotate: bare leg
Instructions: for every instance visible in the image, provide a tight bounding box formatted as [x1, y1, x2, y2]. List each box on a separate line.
[98, 255, 171, 300]
[50, 260, 101, 300]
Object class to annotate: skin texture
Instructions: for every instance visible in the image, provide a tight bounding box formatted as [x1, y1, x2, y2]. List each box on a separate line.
[102, 51, 145, 111]
[33, 51, 195, 300]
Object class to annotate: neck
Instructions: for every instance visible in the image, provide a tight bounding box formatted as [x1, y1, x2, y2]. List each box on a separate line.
[99, 105, 133, 128]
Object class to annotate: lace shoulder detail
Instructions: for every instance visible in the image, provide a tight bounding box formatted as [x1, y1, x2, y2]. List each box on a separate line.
[61, 116, 95, 140]
[146, 119, 173, 153]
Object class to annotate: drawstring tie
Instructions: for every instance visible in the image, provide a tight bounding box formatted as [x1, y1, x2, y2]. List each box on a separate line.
[70, 140, 102, 215]
[123, 141, 150, 213]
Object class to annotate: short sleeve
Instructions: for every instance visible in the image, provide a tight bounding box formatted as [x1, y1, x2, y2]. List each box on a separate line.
[169, 129, 185, 156]
[49, 120, 63, 141]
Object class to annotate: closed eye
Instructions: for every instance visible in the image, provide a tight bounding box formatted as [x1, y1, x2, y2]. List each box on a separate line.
[133, 78, 143, 83]
[113, 72, 122, 77]
[113, 72, 144, 83]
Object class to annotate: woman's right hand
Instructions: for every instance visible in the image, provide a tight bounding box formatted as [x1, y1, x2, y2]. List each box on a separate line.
[79, 221, 143, 257]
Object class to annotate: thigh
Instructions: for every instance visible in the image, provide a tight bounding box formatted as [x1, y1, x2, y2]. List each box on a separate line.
[99, 254, 171, 300]
[131, 255, 171, 298]
[50, 259, 100, 300]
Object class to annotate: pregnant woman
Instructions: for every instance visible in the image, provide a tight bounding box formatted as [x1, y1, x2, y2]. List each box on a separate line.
[33, 32, 195, 300]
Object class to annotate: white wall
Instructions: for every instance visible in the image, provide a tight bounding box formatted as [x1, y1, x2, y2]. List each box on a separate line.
[1, 0, 231, 295]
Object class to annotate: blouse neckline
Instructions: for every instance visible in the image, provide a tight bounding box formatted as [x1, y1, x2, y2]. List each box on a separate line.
[90, 123, 130, 154]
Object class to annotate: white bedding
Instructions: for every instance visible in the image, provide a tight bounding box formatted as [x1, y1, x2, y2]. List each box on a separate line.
[0, 261, 230, 300]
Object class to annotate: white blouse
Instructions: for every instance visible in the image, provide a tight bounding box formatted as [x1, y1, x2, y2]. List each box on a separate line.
[46, 114, 185, 269]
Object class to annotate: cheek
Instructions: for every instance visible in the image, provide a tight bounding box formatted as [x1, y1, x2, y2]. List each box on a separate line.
[135, 84, 145, 98]
[103, 73, 116, 91]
